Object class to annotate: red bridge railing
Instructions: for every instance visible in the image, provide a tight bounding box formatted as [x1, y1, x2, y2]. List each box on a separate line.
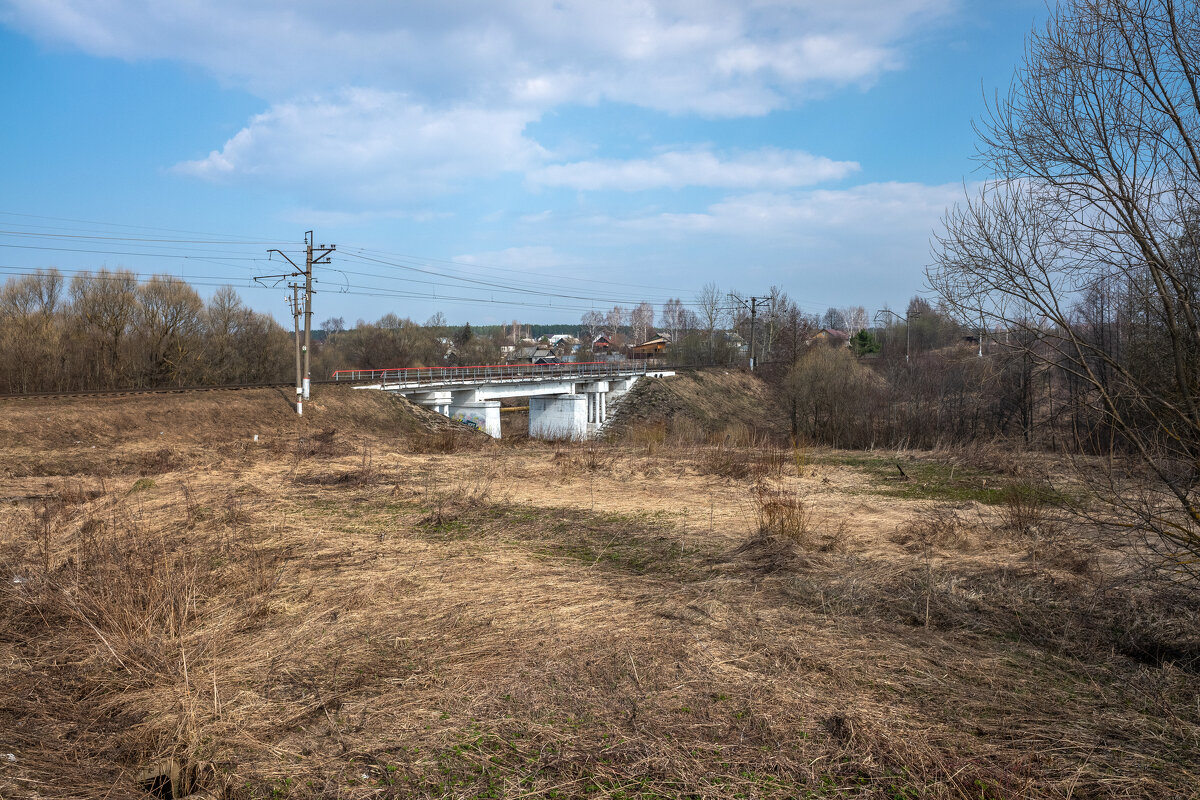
[331, 360, 652, 385]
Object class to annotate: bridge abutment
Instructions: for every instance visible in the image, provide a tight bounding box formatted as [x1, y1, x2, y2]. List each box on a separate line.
[413, 391, 453, 418]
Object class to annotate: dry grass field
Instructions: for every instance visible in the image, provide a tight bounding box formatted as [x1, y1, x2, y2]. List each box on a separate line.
[0, 383, 1197, 799]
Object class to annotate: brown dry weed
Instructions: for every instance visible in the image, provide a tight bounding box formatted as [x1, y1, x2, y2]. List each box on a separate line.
[0, 388, 1196, 799]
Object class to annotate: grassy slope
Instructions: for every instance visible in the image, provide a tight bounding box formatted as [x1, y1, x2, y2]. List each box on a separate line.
[0, 386, 1196, 799]
[0, 385, 479, 478]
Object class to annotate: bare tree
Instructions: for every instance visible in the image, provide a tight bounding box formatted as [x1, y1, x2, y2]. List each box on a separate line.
[630, 301, 654, 345]
[605, 305, 626, 335]
[70, 269, 138, 388]
[133, 275, 204, 385]
[930, 0, 1200, 579]
[660, 298, 685, 341]
[820, 307, 847, 332]
[842, 306, 869, 338]
[696, 282, 722, 359]
[581, 309, 605, 340]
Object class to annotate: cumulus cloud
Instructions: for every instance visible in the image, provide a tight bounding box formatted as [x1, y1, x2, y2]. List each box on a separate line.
[3, 0, 954, 114]
[172, 90, 545, 199]
[528, 148, 859, 191]
[0, 0, 958, 215]
[610, 181, 964, 239]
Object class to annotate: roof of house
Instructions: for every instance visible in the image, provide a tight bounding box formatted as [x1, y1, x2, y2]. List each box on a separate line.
[512, 346, 557, 360]
[814, 328, 850, 340]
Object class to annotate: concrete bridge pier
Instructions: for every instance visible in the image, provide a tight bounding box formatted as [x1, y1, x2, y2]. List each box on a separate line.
[581, 381, 610, 436]
[448, 400, 501, 438]
[529, 393, 587, 440]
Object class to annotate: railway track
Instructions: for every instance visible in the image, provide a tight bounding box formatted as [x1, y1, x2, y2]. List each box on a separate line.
[0, 379, 355, 402]
[0, 364, 699, 402]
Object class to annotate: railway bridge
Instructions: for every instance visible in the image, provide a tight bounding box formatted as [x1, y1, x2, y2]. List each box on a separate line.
[333, 361, 673, 439]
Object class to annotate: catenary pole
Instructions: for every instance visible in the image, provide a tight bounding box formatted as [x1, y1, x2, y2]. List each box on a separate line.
[264, 231, 335, 407]
[291, 284, 303, 415]
[303, 232, 313, 400]
[303, 232, 336, 400]
[749, 297, 759, 371]
[730, 294, 770, 371]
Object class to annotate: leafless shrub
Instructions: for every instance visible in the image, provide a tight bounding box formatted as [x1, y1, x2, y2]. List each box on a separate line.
[762, 446, 791, 477]
[752, 484, 813, 544]
[891, 509, 973, 553]
[697, 442, 790, 481]
[578, 438, 612, 472]
[700, 442, 759, 479]
[419, 470, 495, 529]
[997, 483, 1057, 539]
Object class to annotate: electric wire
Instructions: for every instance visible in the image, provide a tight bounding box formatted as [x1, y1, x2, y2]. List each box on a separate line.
[0, 214, 846, 318]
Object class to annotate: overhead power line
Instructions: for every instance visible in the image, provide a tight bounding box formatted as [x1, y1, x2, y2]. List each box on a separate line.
[0, 212, 848, 319]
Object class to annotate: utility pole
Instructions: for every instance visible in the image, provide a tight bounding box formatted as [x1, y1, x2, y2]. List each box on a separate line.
[874, 308, 920, 365]
[303, 231, 336, 400]
[264, 232, 335, 411]
[289, 285, 303, 415]
[730, 294, 771, 371]
[907, 312, 912, 364]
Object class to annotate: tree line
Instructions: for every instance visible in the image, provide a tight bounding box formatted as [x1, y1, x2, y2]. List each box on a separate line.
[0, 269, 291, 393]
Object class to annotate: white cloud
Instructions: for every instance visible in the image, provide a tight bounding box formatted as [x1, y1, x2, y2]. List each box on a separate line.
[172, 89, 545, 200]
[528, 148, 859, 191]
[452, 245, 581, 275]
[2, 0, 957, 202]
[3, 0, 955, 114]
[546, 181, 970, 309]
[613, 182, 964, 238]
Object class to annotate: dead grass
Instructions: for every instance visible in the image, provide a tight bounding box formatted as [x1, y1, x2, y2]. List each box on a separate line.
[0, 388, 1197, 799]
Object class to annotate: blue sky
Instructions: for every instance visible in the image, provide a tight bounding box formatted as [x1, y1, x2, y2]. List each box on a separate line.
[0, 1, 1044, 326]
